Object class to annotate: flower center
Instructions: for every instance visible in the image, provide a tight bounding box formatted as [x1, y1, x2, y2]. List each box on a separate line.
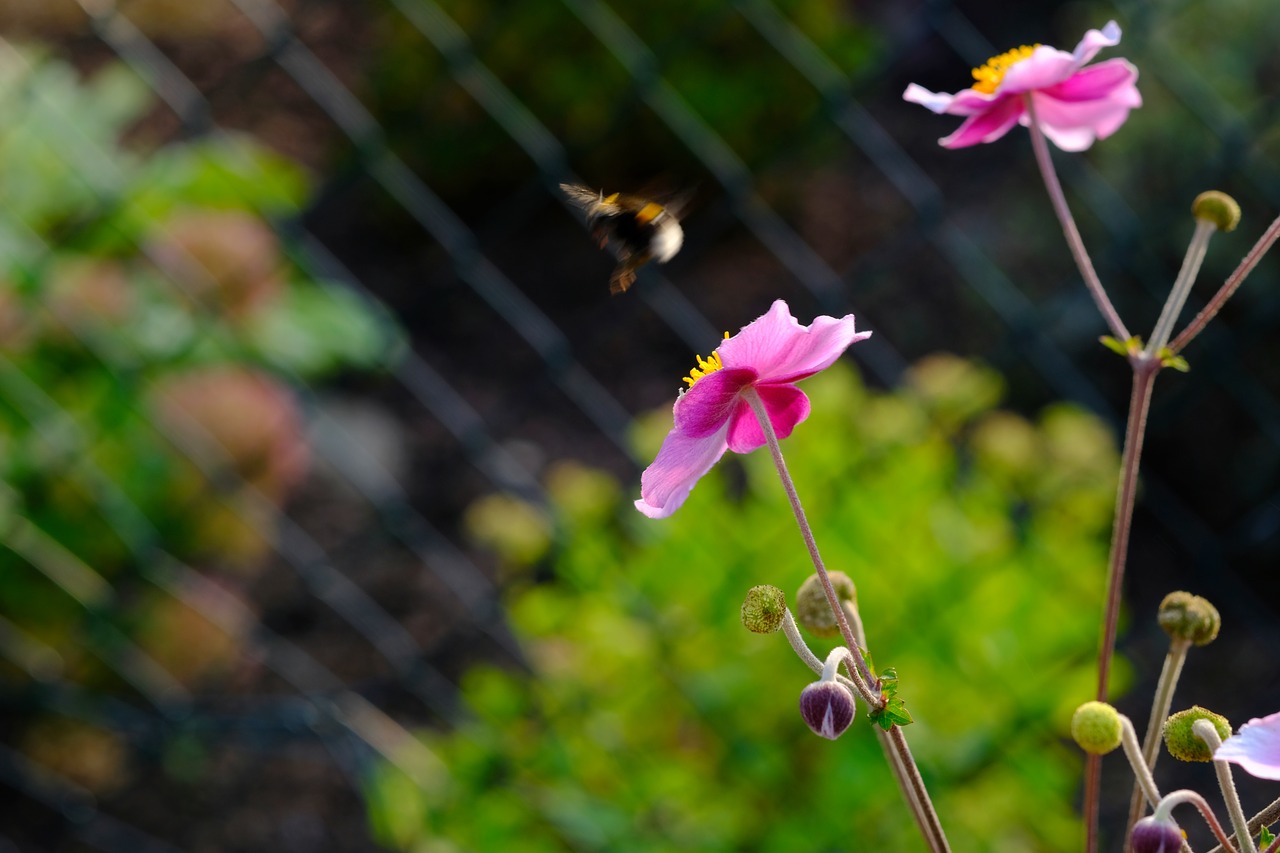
[682, 332, 730, 387]
[970, 44, 1039, 94]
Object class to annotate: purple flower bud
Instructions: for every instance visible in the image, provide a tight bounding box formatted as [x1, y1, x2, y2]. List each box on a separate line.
[1129, 816, 1184, 853]
[800, 680, 856, 740]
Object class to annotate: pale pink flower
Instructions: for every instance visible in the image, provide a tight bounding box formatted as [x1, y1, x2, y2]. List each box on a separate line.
[903, 21, 1141, 152]
[1214, 711, 1280, 780]
[635, 300, 870, 519]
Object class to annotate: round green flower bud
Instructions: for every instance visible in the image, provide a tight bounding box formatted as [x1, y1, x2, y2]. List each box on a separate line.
[1157, 591, 1221, 646]
[1192, 191, 1241, 232]
[1164, 706, 1231, 762]
[1071, 701, 1123, 755]
[740, 585, 787, 634]
[795, 572, 856, 638]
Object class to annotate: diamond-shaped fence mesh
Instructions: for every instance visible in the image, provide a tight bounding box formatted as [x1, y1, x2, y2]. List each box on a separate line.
[1, 0, 1279, 850]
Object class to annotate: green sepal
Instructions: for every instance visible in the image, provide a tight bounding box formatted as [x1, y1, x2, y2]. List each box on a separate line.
[1157, 347, 1190, 373]
[1100, 335, 1143, 356]
[867, 667, 913, 730]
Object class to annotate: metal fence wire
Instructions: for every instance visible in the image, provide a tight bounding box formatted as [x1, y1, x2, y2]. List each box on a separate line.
[1, 0, 1279, 850]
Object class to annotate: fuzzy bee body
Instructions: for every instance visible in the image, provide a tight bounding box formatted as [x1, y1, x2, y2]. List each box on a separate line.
[561, 183, 686, 294]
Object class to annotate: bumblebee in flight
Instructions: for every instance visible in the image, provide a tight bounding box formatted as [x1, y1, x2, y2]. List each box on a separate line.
[561, 183, 686, 294]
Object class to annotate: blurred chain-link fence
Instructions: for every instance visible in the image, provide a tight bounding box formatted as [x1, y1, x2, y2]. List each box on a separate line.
[1, 0, 1279, 849]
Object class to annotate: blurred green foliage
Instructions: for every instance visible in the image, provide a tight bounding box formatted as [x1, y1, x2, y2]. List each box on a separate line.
[367, 356, 1123, 852]
[0, 46, 401, 735]
[368, 0, 880, 198]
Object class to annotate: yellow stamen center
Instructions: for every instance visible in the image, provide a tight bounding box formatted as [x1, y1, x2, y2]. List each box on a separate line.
[970, 44, 1039, 94]
[682, 332, 730, 387]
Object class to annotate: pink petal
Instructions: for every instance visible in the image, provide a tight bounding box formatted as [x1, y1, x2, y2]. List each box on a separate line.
[1001, 21, 1121, 93]
[718, 300, 869, 385]
[673, 367, 756, 438]
[725, 384, 811, 453]
[1024, 82, 1140, 151]
[635, 422, 731, 519]
[1047, 58, 1139, 101]
[1215, 712, 1280, 780]
[903, 83, 996, 117]
[939, 95, 1025, 148]
[997, 45, 1080, 94]
[1070, 21, 1122, 68]
[1216, 712, 1280, 780]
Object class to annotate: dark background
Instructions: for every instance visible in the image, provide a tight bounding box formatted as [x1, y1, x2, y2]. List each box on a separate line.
[2, 0, 1279, 849]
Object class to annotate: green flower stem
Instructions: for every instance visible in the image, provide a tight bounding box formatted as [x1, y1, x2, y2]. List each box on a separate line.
[1126, 637, 1192, 832]
[1206, 798, 1280, 853]
[1148, 219, 1217, 356]
[1170, 212, 1280, 355]
[1119, 714, 1162, 810]
[1025, 96, 1130, 343]
[743, 387, 951, 853]
[1195, 719, 1258, 853]
[1155, 790, 1241, 853]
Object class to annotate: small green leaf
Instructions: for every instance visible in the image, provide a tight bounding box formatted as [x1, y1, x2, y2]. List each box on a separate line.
[1099, 335, 1143, 356]
[1259, 824, 1275, 846]
[1157, 348, 1190, 373]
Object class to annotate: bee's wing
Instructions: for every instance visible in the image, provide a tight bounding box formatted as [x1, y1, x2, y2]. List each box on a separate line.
[660, 187, 696, 220]
[560, 183, 613, 213]
[559, 183, 596, 207]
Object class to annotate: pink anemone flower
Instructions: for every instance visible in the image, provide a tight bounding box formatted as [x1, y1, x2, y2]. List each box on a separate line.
[903, 21, 1141, 152]
[635, 300, 870, 519]
[1214, 711, 1280, 780]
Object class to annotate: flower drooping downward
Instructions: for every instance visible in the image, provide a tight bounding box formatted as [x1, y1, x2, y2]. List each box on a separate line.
[635, 300, 870, 518]
[903, 21, 1141, 152]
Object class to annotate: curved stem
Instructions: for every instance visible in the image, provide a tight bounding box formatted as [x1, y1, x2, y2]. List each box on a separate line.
[1195, 720, 1258, 853]
[742, 386, 950, 853]
[1025, 95, 1130, 342]
[783, 607, 868, 698]
[1157, 789, 1241, 853]
[1127, 638, 1191, 832]
[1120, 714, 1162, 809]
[1170, 213, 1280, 355]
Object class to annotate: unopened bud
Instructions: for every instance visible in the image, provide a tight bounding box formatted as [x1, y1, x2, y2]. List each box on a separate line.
[1071, 701, 1123, 755]
[1129, 815, 1184, 853]
[799, 679, 856, 740]
[1192, 191, 1241, 232]
[1164, 706, 1231, 762]
[795, 572, 856, 638]
[740, 585, 786, 634]
[1157, 591, 1220, 646]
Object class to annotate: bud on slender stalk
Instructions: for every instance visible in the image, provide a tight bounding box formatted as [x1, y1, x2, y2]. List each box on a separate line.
[795, 572, 856, 638]
[1192, 191, 1241, 233]
[1129, 815, 1184, 853]
[800, 679, 857, 740]
[1157, 591, 1220, 646]
[1164, 707, 1232, 762]
[740, 585, 787, 634]
[1072, 701, 1123, 755]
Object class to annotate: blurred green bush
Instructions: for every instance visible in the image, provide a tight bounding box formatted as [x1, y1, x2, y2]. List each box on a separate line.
[0, 46, 401, 776]
[368, 356, 1122, 852]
